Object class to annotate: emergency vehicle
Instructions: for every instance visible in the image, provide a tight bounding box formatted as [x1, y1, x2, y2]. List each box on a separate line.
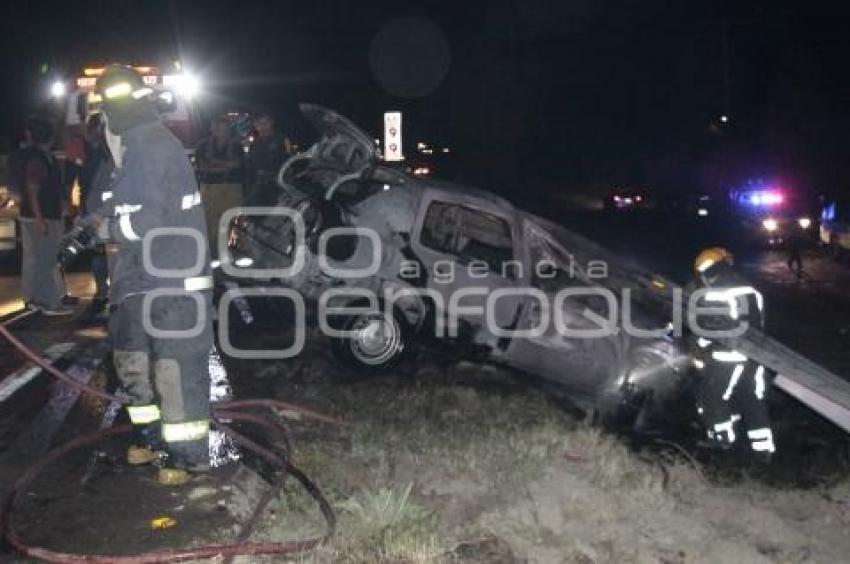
[51, 63, 201, 153]
[727, 186, 815, 247]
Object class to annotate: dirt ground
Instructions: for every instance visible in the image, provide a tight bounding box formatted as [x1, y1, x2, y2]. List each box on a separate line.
[217, 333, 850, 564]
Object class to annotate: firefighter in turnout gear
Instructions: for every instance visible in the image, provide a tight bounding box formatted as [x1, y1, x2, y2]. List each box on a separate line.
[92, 65, 214, 484]
[688, 247, 776, 460]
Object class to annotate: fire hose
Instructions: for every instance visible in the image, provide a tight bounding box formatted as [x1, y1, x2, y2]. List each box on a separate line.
[0, 315, 342, 563]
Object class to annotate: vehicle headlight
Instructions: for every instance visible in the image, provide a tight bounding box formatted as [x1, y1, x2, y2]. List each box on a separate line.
[798, 217, 811, 229]
[762, 218, 778, 232]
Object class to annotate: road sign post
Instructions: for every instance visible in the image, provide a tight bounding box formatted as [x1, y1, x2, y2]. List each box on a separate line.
[384, 111, 403, 162]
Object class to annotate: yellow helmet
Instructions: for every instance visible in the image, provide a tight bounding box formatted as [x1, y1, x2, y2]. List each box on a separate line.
[694, 247, 733, 274]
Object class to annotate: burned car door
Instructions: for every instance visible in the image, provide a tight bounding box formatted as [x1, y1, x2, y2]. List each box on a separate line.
[410, 193, 524, 352]
[503, 221, 625, 402]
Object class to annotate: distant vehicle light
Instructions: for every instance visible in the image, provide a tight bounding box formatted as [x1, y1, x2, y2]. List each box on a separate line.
[762, 218, 779, 232]
[697, 208, 709, 217]
[635, 195, 642, 202]
[613, 195, 622, 202]
[413, 166, 430, 176]
[50, 81, 66, 98]
[798, 217, 812, 229]
[748, 191, 783, 206]
[624, 197, 633, 204]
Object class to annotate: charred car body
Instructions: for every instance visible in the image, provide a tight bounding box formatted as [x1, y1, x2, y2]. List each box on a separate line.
[225, 105, 692, 427]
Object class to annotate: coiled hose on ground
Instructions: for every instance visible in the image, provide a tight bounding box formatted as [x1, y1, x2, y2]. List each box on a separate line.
[0, 312, 341, 563]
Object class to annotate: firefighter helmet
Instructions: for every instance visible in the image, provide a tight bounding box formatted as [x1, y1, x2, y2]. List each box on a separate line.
[95, 65, 157, 134]
[694, 247, 733, 274]
[94, 65, 149, 101]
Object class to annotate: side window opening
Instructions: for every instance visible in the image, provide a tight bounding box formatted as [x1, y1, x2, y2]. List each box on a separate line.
[421, 201, 514, 276]
[421, 201, 459, 255]
[454, 206, 513, 272]
[525, 222, 596, 298]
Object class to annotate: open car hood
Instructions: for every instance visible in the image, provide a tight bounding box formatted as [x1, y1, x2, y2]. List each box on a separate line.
[300, 104, 376, 171]
[279, 104, 378, 201]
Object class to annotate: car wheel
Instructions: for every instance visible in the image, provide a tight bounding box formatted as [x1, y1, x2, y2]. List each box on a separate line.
[331, 308, 407, 371]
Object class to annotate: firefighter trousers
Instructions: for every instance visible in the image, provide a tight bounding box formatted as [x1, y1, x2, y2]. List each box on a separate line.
[697, 351, 774, 454]
[109, 291, 213, 453]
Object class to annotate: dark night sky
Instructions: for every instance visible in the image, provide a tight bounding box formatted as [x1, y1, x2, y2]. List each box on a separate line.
[2, 0, 850, 200]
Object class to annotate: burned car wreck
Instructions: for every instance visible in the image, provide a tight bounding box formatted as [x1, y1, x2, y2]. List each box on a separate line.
[223, 104, 693, 429]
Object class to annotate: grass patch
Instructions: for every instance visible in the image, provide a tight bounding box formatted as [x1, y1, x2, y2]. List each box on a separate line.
[334, 483, 442, 561]
[247, 357, 702, 561]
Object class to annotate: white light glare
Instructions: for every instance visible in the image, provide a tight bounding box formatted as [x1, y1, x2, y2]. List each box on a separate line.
[50, 81, 66, 98]
[168, 73, 200, 99]
[798, 217, 811, 229]
[762, 218, 778, 232]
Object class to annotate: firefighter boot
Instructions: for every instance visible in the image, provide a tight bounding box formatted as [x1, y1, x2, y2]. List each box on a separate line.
[126, 419, 166, 466]
[157, 438, 210, 486]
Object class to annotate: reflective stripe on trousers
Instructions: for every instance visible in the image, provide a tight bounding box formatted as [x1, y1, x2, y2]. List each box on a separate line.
[748, 427, 776, 453]
[712, 414, 741, 443]
[184, 275, 213, 291]
[127, 404, 161, 424]
[722, 364, 745, 401]
[162, 420, 209, 443]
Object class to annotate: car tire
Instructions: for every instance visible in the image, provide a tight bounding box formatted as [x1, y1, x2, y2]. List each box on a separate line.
[330, 306, 408, 372]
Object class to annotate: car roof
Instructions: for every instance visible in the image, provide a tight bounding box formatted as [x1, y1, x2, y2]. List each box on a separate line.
[414, 176, 517, 213]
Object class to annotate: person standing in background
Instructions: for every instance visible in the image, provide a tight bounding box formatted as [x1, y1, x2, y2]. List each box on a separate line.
[245, 113, 290, 207]
[196, 116, 243, 258]
[14, 116, 74, 316]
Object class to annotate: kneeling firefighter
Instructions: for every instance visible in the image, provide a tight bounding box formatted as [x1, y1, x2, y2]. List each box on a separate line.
[91, 65, 214, 484]
[688, 247, 776, 460]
